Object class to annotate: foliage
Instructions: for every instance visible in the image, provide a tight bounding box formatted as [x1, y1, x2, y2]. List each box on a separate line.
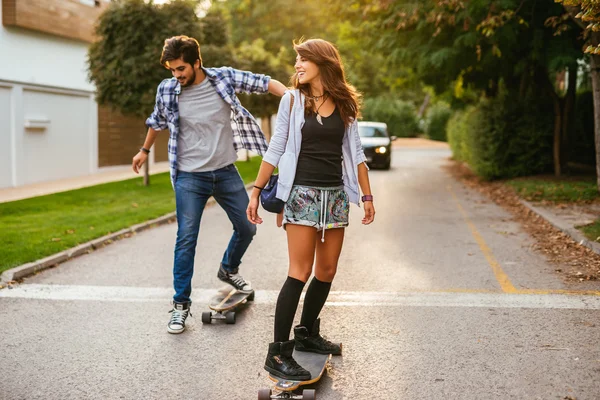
[211, 0, 331, 55]
[233, 39, 291, 118]
[448, 88, 554, 180]
[214, 0, 427, 103]
[362, 96, 420, 138]
[447, 107, 474, 163]
[199, 9, 236, 67]
[555, 0, 600, 53]
[88, 0, 225, 118]
[425, 101, 453, 142]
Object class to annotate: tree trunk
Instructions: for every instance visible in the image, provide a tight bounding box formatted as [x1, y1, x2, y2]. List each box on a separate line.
[561, 63, 578, 173]
[417, 93, 430, 118]
[540, 66, 565, 177]
[590, 55, 600, 192]
[143, 159, 149, 186]
[552, 96, 563, 177]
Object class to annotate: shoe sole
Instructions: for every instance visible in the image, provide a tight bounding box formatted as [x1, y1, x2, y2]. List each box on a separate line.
[264, 365, 311, 381]
[167, 326, 185, 334]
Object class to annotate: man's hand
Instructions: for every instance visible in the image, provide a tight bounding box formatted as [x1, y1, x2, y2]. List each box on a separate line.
[362, 201, 375, 225]
[132, 151, 148, 174]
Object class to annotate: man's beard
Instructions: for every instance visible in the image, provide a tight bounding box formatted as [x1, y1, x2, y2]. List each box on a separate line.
[180, 70, 196, 87]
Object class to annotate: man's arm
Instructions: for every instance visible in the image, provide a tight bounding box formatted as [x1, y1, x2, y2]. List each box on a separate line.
[268, 79, 287, 97]
[132, 128, 159, 174]
[133, 83, 168, 173]
[224, 67, 286, 95]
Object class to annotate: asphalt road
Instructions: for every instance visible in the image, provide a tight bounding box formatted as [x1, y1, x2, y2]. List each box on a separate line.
[1, 147, 599, 400]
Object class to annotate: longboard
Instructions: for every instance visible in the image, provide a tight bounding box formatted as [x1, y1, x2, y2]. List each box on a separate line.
[258, 350, 331, 400]
[201, 286, 254, 324]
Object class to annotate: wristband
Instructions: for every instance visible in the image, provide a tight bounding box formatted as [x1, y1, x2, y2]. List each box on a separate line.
[140, 147, 150, 154]
[361, 194, 373, 202]
[253, 185, 264, 191]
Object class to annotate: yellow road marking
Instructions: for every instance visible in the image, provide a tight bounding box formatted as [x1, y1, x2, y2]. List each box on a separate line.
[448, 185, 518, 293]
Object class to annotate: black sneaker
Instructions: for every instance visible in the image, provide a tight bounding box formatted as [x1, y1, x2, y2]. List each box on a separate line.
[294, 318, 342, 355]
[217, 266, 253, 293]
[264, 340, 311, 381]
[167, 301, 191, 334]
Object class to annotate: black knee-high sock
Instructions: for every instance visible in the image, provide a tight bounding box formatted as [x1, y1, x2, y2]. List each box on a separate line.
[300, 277, 332, 330]
[274, 277, 306, 342]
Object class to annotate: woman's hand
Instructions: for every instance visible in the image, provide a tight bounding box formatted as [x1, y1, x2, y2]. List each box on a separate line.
[276, 211, 284, 228]
[362, 201, 375, 225]
[247, 196, 263, 224]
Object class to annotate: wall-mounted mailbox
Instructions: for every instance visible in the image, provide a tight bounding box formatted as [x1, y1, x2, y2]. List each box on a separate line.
[24, 117, 50, 130]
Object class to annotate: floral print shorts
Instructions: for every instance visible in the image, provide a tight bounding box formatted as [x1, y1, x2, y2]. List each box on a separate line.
[283, 185, 349, 231]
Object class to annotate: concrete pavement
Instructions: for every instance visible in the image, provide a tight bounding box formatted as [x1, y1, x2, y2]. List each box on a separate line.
[1, 147, 599, 400]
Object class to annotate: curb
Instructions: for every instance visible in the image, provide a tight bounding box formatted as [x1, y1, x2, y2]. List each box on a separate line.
[0, 182, 255, 284]
[520, 199, 600, 256]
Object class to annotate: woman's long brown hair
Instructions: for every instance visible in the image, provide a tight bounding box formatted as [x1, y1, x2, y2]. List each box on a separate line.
[292, 39, 362, 127]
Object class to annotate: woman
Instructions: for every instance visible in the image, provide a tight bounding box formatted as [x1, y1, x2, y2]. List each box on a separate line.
[247, 39, 375, 381]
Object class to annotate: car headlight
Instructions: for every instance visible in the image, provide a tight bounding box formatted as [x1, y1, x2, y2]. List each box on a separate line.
[375, 146, 387, 154]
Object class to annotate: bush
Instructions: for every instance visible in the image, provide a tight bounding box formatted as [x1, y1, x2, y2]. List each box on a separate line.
[448, 90, 553, 180]
[362, 97, 419, 137]
[447, 107, 473, 163]
[425, 101, 453, 141]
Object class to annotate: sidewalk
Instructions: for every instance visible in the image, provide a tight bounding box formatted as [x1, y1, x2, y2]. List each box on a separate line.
[0, 150, 257, 204]
[0, 162, 170, 204]
[520, 199, 600, 255]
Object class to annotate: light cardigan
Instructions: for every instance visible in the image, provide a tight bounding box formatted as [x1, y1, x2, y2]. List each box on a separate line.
[262, 89, 368, 206]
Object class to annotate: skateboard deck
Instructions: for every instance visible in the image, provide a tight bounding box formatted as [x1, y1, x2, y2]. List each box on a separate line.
[201, 286, 254, 324]
[258, 351, 331, 399]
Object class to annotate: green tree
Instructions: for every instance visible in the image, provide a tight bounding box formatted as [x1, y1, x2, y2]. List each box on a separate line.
[88, 0, 206, 118]
[362, 0, 584, 177]
[233, 39, 292, 140]
[555, 0, 600, 192]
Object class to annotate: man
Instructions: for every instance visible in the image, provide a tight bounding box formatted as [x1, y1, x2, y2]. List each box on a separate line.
[132, 35, 286, 334]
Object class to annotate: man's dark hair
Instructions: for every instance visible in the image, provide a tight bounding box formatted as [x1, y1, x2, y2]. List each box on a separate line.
[160, 35, 202, 68]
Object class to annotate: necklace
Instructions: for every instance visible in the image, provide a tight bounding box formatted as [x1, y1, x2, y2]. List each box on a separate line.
[315, 94, 329, 125]
[309, 92, 326, 102]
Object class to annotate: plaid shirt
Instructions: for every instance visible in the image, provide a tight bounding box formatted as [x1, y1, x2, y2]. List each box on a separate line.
[145, 67, 271, 187]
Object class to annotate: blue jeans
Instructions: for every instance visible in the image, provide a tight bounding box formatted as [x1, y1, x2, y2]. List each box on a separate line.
[173, 165, 256, 303]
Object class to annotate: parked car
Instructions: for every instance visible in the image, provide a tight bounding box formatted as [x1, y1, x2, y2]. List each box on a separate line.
[357, 121, 397, 170]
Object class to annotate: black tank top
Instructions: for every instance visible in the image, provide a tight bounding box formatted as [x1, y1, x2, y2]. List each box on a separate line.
[293, 108, 345, 187]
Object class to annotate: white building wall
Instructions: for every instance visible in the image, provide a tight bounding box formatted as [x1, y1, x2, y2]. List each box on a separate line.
[0, 3, 94, 91]
[0, 85, 13, 188]
[0, 1, 98, 189]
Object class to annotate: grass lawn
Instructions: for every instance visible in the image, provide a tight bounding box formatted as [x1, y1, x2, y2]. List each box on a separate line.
[580, 221, 600, 242]
[506, 177, 600, 242]
[506, 177, 598, 202]
[0, 158, 261, 274]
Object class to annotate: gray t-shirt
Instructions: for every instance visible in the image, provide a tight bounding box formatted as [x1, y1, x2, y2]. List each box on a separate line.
[177, 78, 237, 172]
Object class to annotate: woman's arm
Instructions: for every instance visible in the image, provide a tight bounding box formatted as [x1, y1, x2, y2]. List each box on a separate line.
[357, 162, 375, 225]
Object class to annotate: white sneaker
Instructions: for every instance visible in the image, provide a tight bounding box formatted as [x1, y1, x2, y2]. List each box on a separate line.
[167, 302, 191, 334]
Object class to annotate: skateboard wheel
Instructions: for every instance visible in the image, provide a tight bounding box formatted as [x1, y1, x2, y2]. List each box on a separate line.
[257, 388, 271, 400]
[247, 291, 255, 302]
[201, 311, 212, 324]
[225, 311, 236, 324]
[302, 389, 316, 400]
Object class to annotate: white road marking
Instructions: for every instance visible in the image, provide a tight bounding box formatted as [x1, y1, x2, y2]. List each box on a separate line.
[1, 284, 600, 310]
